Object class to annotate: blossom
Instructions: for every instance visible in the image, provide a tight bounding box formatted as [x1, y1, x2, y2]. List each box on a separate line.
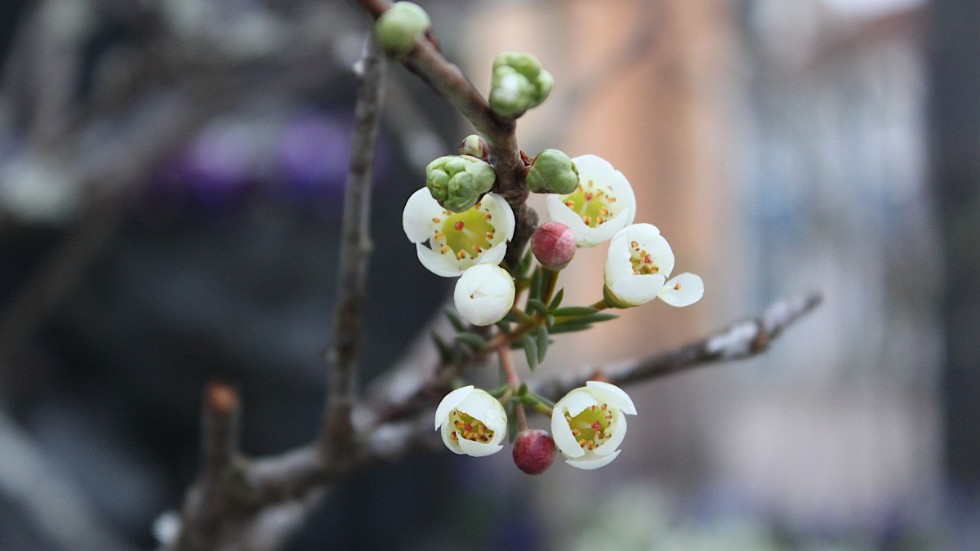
[454, 264, 515, 326]
[403, 188, 515, 277]
[434, 386, 507, 457]
[545, 155, 636, 247]
[603, 223, 704, 308]
[550, 381, 637, 470]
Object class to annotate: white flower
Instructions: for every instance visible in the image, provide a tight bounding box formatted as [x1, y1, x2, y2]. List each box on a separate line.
[545, 155, 636, 247]
[550, 381, 637, 470]
[454, 264, 515, 326]
[403, 188, 516, 277]
[603, 223, 704, 308]
[434, 385, 507, 457]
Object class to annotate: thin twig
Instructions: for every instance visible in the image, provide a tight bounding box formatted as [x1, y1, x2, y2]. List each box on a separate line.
[533, 291, 824, 399]
[322, 36, 386, 454]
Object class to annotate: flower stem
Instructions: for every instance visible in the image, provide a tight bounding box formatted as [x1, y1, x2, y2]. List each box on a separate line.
[497, 343, 528, 431]
[541, 268, 559, 305]
[590, 299, 609, 311]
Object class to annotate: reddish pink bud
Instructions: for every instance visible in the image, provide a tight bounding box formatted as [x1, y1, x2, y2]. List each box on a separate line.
[512, 429, 557, 475]
[531, 222, 576, 271]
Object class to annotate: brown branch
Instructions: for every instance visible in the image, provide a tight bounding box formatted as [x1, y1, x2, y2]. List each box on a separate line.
[321, 36, 386, 455]
[533, 291, 824, 399]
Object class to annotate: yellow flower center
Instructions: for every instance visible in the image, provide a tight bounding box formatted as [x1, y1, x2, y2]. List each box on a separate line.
[565, 403, 614, 451]
[560, 179, 619, 228]
[431, 202, 496, 260]
[448, 409, 495, 443]
[628, 240, 661, 275]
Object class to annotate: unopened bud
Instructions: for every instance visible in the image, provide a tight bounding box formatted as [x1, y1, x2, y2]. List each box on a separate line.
[374, 2, 431, 58]
[526, 149, 578, 195]
[457, 134, 490, 162]
[426, 155, 496, 212]
[531, 221, 577, 271]
[513, 429, 557, 475]
[489, 52, 554, 118]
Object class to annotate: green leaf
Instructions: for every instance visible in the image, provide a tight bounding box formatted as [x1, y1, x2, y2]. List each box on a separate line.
[536, 326, 549, 363]
[445, 308, 467, 332]
[527, 389, 556, 409]
[554, 312, 618, 326]
[522, 334, 538, 371]
[528, 267, 544, 301]
[549, 323, 593, 334]
[526, 298, 548, 317]
[495, 318, 512, 334]
[455, 332, 486, 350]
[548, 288, 565, 311]
[553, 306, 598, 317]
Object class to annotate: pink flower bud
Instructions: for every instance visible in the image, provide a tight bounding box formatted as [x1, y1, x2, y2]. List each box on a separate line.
[512, 429, 557, 475]
[531, 221, 576, 270]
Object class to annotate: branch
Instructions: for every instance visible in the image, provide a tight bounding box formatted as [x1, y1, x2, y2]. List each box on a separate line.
[321, 36, 386, 455]
[533, 290, 824, 399]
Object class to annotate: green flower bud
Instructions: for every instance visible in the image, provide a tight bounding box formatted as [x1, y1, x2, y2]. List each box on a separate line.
[526, 149, 578, 195]
[489, 52, 554, 118]
[426, 155, 496, 212]
[457, 134, 489, 161]
[374, 2, 431, 58]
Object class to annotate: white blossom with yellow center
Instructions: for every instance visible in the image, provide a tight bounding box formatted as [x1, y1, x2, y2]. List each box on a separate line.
[550, 381, 637, 470]
[403, 188, 516, 277]
[545, 155, 636, 247]
[434, 385, 507, 457]
[603, 223, 704, 308]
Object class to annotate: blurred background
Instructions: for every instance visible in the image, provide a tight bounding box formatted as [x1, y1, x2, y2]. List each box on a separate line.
[0, 0, 976, 550]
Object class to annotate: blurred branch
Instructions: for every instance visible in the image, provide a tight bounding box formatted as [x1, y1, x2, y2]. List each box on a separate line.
[535, 290, 824, 398]
[168, 290, 821, 551]
[322, 36, 386, 454]
[0, 410, 137, 551]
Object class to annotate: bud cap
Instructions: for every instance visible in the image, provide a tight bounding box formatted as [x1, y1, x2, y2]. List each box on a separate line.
[531, 221, 577, 271]
[526, 149, 579, 195]
[513, 429, 557, 475]
[426, 155, 496, 212]
[374, 2, 431, 58]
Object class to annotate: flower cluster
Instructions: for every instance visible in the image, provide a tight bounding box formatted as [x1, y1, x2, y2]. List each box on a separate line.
[382, 25, 705, 472]
[435, 381, 635, 470]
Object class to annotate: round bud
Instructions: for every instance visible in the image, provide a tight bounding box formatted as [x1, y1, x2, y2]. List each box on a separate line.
[531, 221, 577, 271]
[526, 149, 579, 195]
[374, 2, 431, 58]
[512, 429, 557, 475]
[488, 52, 554, 119]
[458, 134, 490, 162]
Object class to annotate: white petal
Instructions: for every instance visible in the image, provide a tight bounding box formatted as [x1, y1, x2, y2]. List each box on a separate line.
[566, 449, 621, 470]
[595, 413, 627, 456]
[402, 188, 439, 243]
[585, 381, 638, 415]
[416, 243, 464, 277]
[457, 437, 503, 457]
[483, 193, 516, 241]
[610, 274, 665, 306]
[546, 194, 589, 232]
[551, 406, 586, 459]
[454, 265, 515, 326]
[658, 273, 704, 307]
[440, 424, 464, 455]
[434, 385, 474, 430]
[479, 241, 508, 267]
[556, 388, 597, 417]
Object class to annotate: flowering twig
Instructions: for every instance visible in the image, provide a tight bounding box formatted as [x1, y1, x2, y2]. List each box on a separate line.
[322, 36, 386, 454]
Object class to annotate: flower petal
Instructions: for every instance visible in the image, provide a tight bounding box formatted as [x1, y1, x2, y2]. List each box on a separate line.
[483, 193, 516, 241]
[551, 406, 586, 459]
[586, 381, 637, 415]
[457, 436, 504, 457]
[595, 412, 627, 456]
[557, 387, 597, 417]
[566, 449, 621, 470]
[402, 188, 439, 244]
[434, 385, 474, 430]
[440, 424, 464, 455]
[658, 273, 704, 307]
[609, 274, 666, 307]
[454, 265, 515, 326]
[416, 243, 464, 277]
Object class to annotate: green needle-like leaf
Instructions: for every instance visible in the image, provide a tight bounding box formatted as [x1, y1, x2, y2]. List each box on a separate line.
[522, 334, 538, 371]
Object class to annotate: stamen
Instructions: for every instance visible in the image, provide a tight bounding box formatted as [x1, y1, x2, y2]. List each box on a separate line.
[439, 245, 450, 254]
[674, 283, 682, 290]
[456, 250, 466, 259]
[432, 217, 441, 223]
[584, 215, 592, 226]
[434, 231, 445, 240]
[565, 200, 575, 208]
